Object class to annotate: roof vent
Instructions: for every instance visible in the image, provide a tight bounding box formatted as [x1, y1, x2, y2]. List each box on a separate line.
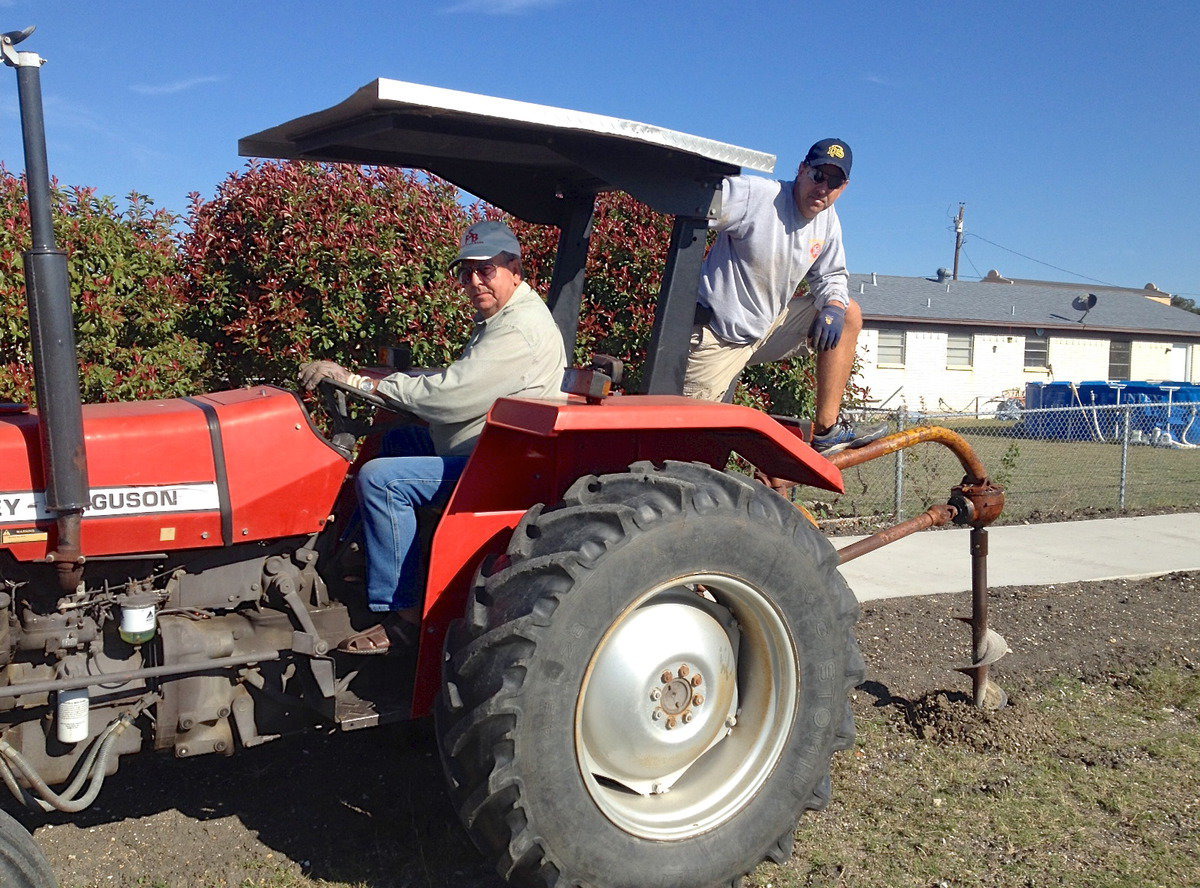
[858, 282, 865, 294]
[871, 272, 877, 286]
[935, 267, 951, 283]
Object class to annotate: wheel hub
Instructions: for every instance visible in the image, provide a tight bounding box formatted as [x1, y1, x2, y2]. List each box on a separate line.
[657, 673, 697, 718]
[575, 574, 798, 840]
[578, 592, 738, 795]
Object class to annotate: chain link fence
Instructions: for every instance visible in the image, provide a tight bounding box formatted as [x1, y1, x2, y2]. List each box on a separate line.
[804, 402, 1200, 527]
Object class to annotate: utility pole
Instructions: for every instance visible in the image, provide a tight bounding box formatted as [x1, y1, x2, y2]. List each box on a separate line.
[952, 202, 965, 281]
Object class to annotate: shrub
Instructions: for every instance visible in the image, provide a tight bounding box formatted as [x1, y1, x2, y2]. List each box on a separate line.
[0, 169, 206, 404]
[508, 192, 668, 389]
[179, 162, 476, 388]
[1, 159, 866, 417]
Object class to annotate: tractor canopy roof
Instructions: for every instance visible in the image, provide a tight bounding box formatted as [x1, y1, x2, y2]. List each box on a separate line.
[238, 79, 776, 227]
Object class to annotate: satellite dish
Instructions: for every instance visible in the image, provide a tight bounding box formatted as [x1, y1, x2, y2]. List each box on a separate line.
[1071, 293, 1098, 322]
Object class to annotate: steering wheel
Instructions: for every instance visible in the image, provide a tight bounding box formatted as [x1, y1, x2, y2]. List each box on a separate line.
[318, 376, 388, 412]
[315, 377, 388, 448]
[315, 377, 421, 455]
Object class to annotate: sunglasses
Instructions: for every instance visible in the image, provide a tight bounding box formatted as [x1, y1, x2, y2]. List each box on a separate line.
[457, 262, 500, 284]
[806, 167, 847, 190]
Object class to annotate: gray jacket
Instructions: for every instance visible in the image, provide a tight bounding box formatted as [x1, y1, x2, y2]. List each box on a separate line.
[375, 282, 567, 456]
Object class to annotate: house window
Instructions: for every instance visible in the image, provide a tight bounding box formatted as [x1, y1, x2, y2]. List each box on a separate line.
[1024, 333, 1048, 369]
[947, 332, 973, 368]
[1108, 340, 1131, 380]
[877, 329, 905, 366]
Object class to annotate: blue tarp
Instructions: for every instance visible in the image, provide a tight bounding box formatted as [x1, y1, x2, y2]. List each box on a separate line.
[1024, 381, 1200, 444]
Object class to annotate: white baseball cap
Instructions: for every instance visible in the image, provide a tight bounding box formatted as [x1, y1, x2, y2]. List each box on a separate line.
[449, 220, 521, 269]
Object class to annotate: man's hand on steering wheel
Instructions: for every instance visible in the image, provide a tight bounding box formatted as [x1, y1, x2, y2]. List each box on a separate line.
[299, 360, 351, 391]
[299, 358, 389, 415]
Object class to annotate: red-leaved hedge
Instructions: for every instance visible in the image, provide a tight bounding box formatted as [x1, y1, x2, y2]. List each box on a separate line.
[0, 169, 207, 404]
[2, 160, 861, 415]
[179, 162, 478, 388]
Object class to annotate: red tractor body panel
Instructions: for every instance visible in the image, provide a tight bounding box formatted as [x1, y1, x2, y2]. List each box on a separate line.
[0, 387, 347, 560]
[413, 393, 844, 714]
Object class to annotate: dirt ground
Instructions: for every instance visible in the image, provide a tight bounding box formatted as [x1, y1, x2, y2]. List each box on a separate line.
[12, 570, 1200, 888]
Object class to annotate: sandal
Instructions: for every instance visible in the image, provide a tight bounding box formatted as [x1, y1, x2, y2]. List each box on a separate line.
[337, 614, 419, 655]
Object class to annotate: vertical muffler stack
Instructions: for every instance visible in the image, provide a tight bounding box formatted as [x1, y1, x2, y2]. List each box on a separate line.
[3, 26, 89, 591]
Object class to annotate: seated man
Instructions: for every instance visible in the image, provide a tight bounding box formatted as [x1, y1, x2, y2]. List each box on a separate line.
[683, 138, 885, 454]
[299, 221, 567, 653]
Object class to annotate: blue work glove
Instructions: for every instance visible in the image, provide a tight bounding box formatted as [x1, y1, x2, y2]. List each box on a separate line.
[810, 303, 846, 351]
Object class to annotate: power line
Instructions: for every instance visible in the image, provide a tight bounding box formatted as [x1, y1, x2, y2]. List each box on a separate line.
[963, 232, 1120, 287]
[960, 244, 982, 280]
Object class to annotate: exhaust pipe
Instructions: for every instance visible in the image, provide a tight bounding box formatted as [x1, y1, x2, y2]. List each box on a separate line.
[3, 26, 89, 590]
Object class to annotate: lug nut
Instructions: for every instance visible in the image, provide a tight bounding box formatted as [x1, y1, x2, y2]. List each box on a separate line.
[678, 664, 690, 677]
[652, 710, 662, 721]
[693, 694, 704, 707]
[649, 688, 661, 701]
[682, 712, 693, 724]
[666, 716, 677, 729]
[661, 671, 673, 683]
[691, 674, 703, 687]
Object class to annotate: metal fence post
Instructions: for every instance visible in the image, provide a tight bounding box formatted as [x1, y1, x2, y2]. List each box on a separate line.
[1119, 404, 1131, 511]
[893, 408, 907, 520]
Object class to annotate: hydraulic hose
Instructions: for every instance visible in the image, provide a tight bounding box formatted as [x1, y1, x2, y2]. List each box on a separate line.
[0, 715, 130, 812]
[0, 693, 154, 812]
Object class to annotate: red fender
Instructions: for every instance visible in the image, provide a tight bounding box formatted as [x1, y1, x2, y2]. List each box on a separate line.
[412, 394, 842, 715]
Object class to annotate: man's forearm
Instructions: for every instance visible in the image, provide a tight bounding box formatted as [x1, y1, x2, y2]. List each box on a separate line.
[808, 272, 850, 310]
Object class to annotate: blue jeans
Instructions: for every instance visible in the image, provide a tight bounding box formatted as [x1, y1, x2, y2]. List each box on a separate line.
[356, 426, 468, 613]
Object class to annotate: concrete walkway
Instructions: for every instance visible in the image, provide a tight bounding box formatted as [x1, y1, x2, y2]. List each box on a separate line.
[829, 512, 1200, 602]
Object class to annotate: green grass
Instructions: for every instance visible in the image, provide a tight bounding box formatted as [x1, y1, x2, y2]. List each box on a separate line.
[803, 420, 1200, 524]
[747, 664, 1200, 888]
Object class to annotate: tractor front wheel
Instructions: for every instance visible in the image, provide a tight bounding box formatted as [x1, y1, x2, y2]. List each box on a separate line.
[0, 809, 57, 888]
[437, 461, 862, 888]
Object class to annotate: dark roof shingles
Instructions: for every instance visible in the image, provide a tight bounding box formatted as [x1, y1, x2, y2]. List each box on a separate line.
[849, 274, 1200, 337]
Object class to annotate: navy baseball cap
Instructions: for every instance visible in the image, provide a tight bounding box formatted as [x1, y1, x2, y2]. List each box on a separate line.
[803, 139, 852, 176]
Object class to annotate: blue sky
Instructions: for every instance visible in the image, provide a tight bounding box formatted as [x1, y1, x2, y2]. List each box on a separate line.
[1, 1, 1197, 296]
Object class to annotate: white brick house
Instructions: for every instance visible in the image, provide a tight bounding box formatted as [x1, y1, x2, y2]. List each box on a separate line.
[850, 273, 1200, 412]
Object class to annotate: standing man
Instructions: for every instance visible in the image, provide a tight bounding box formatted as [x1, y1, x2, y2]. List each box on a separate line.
[683, 138, 885, 454]
[299, 220, 567, 653]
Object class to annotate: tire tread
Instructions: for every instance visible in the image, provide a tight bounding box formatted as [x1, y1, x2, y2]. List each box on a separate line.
[436, 461, 861, 888]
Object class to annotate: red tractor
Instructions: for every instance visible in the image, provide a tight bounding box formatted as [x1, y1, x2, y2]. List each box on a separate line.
[0, 27, 1006, 888]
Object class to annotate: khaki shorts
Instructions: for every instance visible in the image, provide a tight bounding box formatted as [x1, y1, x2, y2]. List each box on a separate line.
[682, 298, 818, 402]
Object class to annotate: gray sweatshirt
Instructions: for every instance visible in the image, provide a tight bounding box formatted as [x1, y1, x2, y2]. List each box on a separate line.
[375, 282, 567, 456]
[698, 175, 849, 345]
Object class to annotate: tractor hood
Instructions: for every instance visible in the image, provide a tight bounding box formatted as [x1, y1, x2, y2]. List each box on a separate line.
[239, 79, 776, 226]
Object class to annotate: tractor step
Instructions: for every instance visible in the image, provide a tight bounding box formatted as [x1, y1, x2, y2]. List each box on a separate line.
[335, 692, 412, 730]
[333, 655, 416, 730]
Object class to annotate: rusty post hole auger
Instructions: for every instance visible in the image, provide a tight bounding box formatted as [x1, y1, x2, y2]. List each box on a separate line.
[829, 426, 1010, 710]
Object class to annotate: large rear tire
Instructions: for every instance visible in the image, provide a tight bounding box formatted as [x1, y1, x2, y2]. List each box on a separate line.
[0, 809, 57, 888]
[437, 461, 862, 888]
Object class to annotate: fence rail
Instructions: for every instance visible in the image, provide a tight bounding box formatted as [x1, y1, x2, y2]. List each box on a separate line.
[805, 403, 1200, 526]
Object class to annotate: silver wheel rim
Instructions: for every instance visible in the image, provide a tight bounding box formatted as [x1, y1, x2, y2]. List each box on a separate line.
[575, 572, 798, 840]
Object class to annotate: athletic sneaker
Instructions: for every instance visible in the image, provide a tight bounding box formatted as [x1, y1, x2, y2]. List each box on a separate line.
[811, 417, 889, 455]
